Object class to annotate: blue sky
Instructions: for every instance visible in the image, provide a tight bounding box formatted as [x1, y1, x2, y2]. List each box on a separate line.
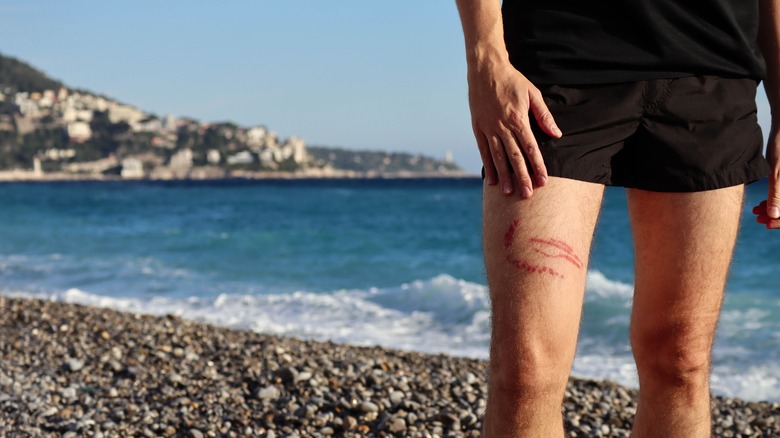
[0, 1, 773, 173]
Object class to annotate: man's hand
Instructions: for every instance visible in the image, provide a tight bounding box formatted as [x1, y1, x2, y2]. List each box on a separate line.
[468, 60, 562, 198]
[754, 130, 780, 228]
[757, 0, 780, 228]
[455, 0, 561, 199]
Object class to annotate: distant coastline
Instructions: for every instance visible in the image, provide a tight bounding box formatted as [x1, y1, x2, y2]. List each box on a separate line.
[0, 168, 476, 183]
[1, 52, 464, 180]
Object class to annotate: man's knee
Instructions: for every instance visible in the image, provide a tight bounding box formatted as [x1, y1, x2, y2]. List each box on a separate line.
[630, 321, 713, 386]
[489, 337, 572, 400]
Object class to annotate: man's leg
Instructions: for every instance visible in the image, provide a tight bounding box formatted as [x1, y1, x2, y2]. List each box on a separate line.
[628, 185, 744, 437]
[481, 177, 603, 437]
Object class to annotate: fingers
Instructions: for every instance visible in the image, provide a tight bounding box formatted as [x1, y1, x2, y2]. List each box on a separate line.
[510, 116, 549, 190]
[488, 134, 514, 195]
[521, 89, 552, 188]
[529, 89, 563, 139]
[752, 200, 780, 229]
[500, 131, 535, 198]
[756, 214, 780, 228]
[476, 133, 497, 186]
[768, 176, 780, 219]
[477, 126, 544, 199]
[469, 73, 552, 198]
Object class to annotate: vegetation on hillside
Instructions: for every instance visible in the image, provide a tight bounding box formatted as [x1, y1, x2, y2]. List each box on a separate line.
[0, 53, 464, 177]
[0, 53, 63, 93]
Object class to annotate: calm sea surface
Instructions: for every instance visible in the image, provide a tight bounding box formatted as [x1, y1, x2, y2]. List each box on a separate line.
[1, 178, 778, 401]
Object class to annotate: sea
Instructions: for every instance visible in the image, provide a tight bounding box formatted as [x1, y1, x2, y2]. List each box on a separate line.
[0, 178, 778, 402]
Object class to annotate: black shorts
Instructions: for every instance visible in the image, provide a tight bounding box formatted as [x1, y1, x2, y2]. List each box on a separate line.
[530, 76, 769, 192]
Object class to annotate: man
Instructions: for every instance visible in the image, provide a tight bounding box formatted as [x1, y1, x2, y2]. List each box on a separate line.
[455, 0, 780, 436]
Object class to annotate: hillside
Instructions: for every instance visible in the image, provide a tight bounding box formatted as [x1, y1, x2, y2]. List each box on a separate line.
[0, 53, 63, 93]
[308, 146, 460, 174]
[0, 53, 464, 180]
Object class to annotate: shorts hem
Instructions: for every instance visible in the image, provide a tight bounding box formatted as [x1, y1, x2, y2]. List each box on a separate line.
[546, 160, 771, 193]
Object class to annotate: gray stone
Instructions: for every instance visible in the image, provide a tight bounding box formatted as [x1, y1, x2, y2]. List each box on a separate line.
[360, 401, 380, 413]
[61, 387, 78, 401]
[389, 418, 407, 433]
[295, 371, 313, 383]
[65, 358, 84, 372]
[257, 385, 281, 400]
[389, 390, 405, 405]
[344, 416, 358, 430]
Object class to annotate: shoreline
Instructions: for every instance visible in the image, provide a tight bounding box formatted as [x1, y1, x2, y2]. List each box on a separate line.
[1, 296, 778, 437]
[0, 169, 478, 183]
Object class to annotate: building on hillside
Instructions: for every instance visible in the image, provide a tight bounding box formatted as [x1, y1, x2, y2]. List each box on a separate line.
[163, 114, 177, 132]
[247, 127, 267, 147]
[134, 117, 163, 133]
[207, 149, 221, 165]
[121, 158, 144, 179]
[39, 90, 56, 107]
[226, 151, 254, 165]
[265, 131, 278, 149]
[14, 115, 36, 135]
[169, 149, 193, 171]
[44, 149, 77, 160]
[63, 156, 118, 174]
[108, 104, 145, 126]
[14, 93, 40, 117]
[285, 137, 309, 164]
[67, 122, 92, 142]
[62, 107, 94, 123]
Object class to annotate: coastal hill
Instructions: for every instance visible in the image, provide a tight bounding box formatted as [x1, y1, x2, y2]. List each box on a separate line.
[0, 53, 465, 180]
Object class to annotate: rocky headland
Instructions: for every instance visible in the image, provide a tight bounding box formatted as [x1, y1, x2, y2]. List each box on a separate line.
[0, 53, 465, 181]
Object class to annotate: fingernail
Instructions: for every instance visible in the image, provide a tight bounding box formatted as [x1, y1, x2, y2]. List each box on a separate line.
[503, 183, 513, 195]
[537, 175, 548, 186]
[553, 126, 563, 137]
[521, 186, 532, 198]
[486, 174, 496, 185]
[769, 206, 780, 219]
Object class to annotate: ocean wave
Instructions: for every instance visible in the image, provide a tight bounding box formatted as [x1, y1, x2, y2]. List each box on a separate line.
[2, 271, 779, 402]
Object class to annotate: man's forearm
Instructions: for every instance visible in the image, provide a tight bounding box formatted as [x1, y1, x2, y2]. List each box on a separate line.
[759, 0, 780, 124]
[455, 0, 510, 69]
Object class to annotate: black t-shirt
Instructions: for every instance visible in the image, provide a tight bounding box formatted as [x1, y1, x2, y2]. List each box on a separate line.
[502, 0, 766, 84]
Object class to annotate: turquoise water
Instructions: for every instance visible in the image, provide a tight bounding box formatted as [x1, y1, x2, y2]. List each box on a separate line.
[0, 179, 778, 401]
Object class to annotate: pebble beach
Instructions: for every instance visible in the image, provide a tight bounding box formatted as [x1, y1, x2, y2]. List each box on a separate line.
[1, 296, 778, 437]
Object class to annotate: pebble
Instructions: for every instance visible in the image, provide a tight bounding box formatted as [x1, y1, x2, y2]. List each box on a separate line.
[389, 418, 407, 433]
[1, 295, 778, 437]
[389, 390, 405, 405]
[65, 358, 85, 372]
[61, 387, 77, 402]
[257, 385, 280, 400]
[360, 401, 380, 413]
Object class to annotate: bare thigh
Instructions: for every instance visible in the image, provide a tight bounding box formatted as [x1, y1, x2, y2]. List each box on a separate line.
[483, 177, 604, 383]
[628, 186, 744, 373]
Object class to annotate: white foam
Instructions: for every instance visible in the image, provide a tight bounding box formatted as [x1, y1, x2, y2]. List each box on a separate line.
[585, 270, 634, 301]
[3, 270, 779, 402]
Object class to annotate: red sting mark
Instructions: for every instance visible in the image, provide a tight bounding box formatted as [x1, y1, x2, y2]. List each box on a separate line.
[502, 220, 582, 279]
[529, 238, 583, 270]
[508, 259, 564, 279]
[504, 219, 520, 249]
